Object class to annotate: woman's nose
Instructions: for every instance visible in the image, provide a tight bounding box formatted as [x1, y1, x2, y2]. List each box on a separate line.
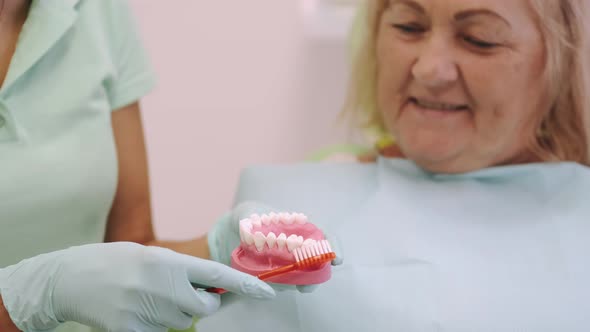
[411, 39, 459, 89]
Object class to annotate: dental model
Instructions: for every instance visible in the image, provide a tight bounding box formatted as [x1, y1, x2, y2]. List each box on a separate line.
[230, 212, 333, 285]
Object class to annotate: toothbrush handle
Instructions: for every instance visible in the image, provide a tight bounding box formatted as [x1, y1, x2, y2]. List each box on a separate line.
[203, 253, 334, 294]
[203, 264, 298, 295]
[257, 263, 298, 280]
[205, 287, 228, 294]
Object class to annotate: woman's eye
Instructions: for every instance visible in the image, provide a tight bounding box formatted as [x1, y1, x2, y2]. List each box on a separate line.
[392, 24, 425, 34]
[463, 35, 498, 49]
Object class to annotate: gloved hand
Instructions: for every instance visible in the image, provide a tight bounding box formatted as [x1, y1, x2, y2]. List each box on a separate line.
[0, 242, 275, 332]
[208, 201, 343, 293]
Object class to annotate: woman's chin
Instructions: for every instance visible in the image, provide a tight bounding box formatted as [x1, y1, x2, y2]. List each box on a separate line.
[398, 140, 469, 173]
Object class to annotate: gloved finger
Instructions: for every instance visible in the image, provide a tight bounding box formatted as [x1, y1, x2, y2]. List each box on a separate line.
[266, 282, 319, 293]
[158, 307, 194, 331]
[173, 266, 222, 318]
[192, 291, 222, 317]
[178, 287, 222, 318]
[267, 282, 295, 292]
[133, 321, 169, 332]
[183, 256, 275, 299]
[207, 212, 239, 266]
[296, 284, 319, 293]
[324, 233, 343, 266]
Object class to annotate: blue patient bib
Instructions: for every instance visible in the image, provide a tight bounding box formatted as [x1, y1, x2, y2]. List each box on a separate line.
[197, 157, 590, 332]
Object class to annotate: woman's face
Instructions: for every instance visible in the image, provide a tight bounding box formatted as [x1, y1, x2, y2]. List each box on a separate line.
[376, 0, 548, 173]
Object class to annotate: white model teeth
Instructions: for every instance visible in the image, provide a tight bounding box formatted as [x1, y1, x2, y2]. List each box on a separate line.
[260, 214, 271, 225]
[279, 212, 289, 222]
[239, 213, 315, 251]
[254, 232, 266, 252]
[249, 214, 262, 227]
[239, 224, 248, 242]
[415, 98, 465, 110]
[243, 212, 307, 227]
[243, 230, 315, 252]
[294, 213, 308, 224]
[286, 235, 304, 252]
[239, 218, 253, 244]
[269, 212, 280, 224]
[284, 214, 294, 225]
[244, 231, 254, 245]
[266, 232, 277, 249]
[277, 233, 287, 250]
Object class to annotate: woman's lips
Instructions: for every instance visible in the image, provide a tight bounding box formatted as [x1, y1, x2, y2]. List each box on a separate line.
[404, 97, 472, 122]
[409, 96, 470, 111]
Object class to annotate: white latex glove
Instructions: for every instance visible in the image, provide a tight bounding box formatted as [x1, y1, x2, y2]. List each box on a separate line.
[0, 242, 275, 332]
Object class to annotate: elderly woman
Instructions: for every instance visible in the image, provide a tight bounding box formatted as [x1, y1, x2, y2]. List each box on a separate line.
[201, 0, 590, 330]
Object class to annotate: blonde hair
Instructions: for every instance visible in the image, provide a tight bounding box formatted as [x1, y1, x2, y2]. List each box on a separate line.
[344, 0, 590, 165]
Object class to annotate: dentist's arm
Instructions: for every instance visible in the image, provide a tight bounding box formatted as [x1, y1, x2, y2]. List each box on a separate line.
[0, 242, 275, 331]
[104, 101, 211, 258]
[0, 296, 19, 332]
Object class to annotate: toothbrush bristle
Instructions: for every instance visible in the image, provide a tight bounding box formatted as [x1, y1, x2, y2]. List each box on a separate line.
[294, 239, 334, 269]
[305, 246, 312, 260]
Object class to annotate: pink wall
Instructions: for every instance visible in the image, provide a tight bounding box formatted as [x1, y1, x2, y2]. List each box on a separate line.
[129, 0, 353, 239]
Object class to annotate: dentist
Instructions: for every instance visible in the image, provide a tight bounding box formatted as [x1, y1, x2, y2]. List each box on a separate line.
[0, 1, 275, 331]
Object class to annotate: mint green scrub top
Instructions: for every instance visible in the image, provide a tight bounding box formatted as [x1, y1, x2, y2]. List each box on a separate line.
[197, 157, 590, 331]
[0, 1, 155, 331]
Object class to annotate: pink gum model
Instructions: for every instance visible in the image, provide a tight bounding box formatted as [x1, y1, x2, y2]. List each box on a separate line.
[231, 212, 332, 285]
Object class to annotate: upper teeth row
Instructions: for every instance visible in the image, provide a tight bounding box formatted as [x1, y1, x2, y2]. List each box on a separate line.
[239, 213, 315, 252]
[243, 212, 308, 227]
[415, 99, 464, 110]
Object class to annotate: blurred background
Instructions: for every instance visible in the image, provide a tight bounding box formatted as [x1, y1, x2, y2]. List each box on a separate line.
[128, 0, 361, 239]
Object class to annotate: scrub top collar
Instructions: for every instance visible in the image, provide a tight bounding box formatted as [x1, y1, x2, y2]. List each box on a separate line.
[2, 0, 81, 93]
